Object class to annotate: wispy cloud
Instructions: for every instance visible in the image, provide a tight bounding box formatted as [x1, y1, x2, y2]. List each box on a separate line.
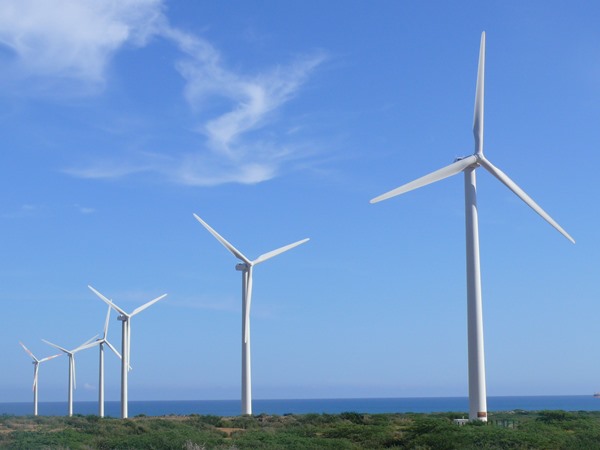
[1, 204, 38, 219]
[74, 204, 95, 215]
[1, 1, 327, 186]
[0, 0, 163, 85]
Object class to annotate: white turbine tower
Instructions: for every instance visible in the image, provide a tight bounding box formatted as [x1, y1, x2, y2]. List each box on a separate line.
[42, 336, 98, 417]
[19, 342, 61, 416]
[371, 32, 574, 421]
[76, 305, 123, 417]
[87, 285, 167, 419]
[193, 213, 309, 415]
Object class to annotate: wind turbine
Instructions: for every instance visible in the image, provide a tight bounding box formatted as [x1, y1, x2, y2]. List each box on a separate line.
[193, 213, 309, 415]
[42, 336, 98, 417]
[87, 285, 167, 419]
[370, 32, 574, 421]
[19, 342, 61, 416]
[76, 305, 123, 417]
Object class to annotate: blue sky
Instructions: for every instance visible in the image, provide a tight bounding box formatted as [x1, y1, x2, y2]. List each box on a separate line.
[1, 0, 599, 404]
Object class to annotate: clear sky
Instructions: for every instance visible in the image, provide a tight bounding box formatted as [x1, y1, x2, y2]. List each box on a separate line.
[1, 0, 598, 404]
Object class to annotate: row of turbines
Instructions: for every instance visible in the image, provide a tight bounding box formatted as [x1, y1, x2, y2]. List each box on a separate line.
[20, 287, 167, 419]
[19, 32, 573, 422]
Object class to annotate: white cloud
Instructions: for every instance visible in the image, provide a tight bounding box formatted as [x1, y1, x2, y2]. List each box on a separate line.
[1, 1, 326, 186]
[0, 0, 163, 83]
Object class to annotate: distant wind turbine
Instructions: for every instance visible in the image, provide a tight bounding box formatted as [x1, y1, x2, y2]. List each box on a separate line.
[76, 305, 123, 417]
[19, 342, 61, 416]
[88, 285, 167, 419]
[193, 213, 309, 415]
[371, 32, 574, 421]
[42, 336, 98, 417]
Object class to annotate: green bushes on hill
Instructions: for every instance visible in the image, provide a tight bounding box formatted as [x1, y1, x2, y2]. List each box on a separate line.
[2, 410, 600, 449]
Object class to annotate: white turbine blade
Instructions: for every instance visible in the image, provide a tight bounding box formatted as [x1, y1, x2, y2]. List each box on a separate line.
[105, 339, 132, 370]
[127, 322, 131, 371]
[71, 335, 100, 354]
[103, 305, 111, 339]
[71, 356, 77, 390]
[252, 238, 310, 266]
[73, 340, 100, 353]
[88, 285, 128, 317]
[81, 335, 100, 347]
[33, 363, 39, 391]
[370, 155, 479, 203]
[42, 339, 69, 354]
[479, 157, 575, 243]
[473, 31, 485, 155]
[105, 340, 122, 360]
[39, 353, 61, 363]
[244, 267, 253, 344]
[130, 293, 167, 317]
[193, 213, 251, 264]
[20, 341, 39, 362]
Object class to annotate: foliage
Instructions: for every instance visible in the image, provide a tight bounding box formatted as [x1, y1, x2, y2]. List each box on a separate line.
[2, 410, 600, 449]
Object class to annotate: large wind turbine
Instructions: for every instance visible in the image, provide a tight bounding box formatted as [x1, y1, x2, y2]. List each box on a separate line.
[371, 32, 574, 421]
[193, 213, 309, 415]
[42, 336, 98, 417]
[88, 285, 167, 419]
[76, 305, 123, 417]
[19, 342, 61, 416]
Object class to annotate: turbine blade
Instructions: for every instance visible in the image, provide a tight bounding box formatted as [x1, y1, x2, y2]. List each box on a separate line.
[193, 214, 251, 264]
[20, 341, 38, 362]
[88, 285, 128, 317]
[370, 155, 479, 203]
[39, 353, 62, 363]
[252, 238, 310, 266]
[103, 305, 111, 340]
[33, 363, 39, 391]
[73, 341, 100, 353]
[71, 356, 76, 390]
[42, 339, 69, 354]
[479, 157, 575, 243]
[473, 31, 485, 155]
[127, 322, 131, 371]
[71, 335, 100, 354]
[105, 340, 122, 359]
[244, 267, 253, 344]
[130, 293, 167, 317]
[81, 335, 100, 347]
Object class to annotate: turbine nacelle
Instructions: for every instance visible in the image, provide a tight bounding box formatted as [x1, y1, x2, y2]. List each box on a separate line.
[236, 262, 249, 271]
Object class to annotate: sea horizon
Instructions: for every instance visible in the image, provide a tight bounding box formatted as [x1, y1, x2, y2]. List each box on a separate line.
[2, 395, 600, 417]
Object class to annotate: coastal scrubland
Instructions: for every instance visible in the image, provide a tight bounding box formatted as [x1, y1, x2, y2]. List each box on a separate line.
[1, 410, 600, 449]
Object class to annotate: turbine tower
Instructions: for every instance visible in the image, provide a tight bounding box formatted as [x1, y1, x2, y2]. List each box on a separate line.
[42, 336, 98, 417]
[193, 213, 309, 415]
[370, 32, 574, 421]
[88, 285, 167, 419]
[76, 305, 123, 417]
[19, 342, 61, 416]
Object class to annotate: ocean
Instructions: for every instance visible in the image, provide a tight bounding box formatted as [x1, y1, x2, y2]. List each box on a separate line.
[1, 396, 599, 417]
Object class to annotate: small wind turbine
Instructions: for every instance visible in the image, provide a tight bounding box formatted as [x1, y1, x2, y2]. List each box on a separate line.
[371, 32, 574, 421]
[87, 285, 167, 419]
[193, 213, 309, 415]
[76, 305, 123, 417]
[19, 342, 61, 416]
[42, 336, 98, 417]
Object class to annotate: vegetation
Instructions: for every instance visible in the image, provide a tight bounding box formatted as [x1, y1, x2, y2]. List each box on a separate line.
[2, 410, 600, 449]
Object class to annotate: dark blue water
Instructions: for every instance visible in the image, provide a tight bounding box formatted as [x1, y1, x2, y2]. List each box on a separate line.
[2, 396, 599, 417]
